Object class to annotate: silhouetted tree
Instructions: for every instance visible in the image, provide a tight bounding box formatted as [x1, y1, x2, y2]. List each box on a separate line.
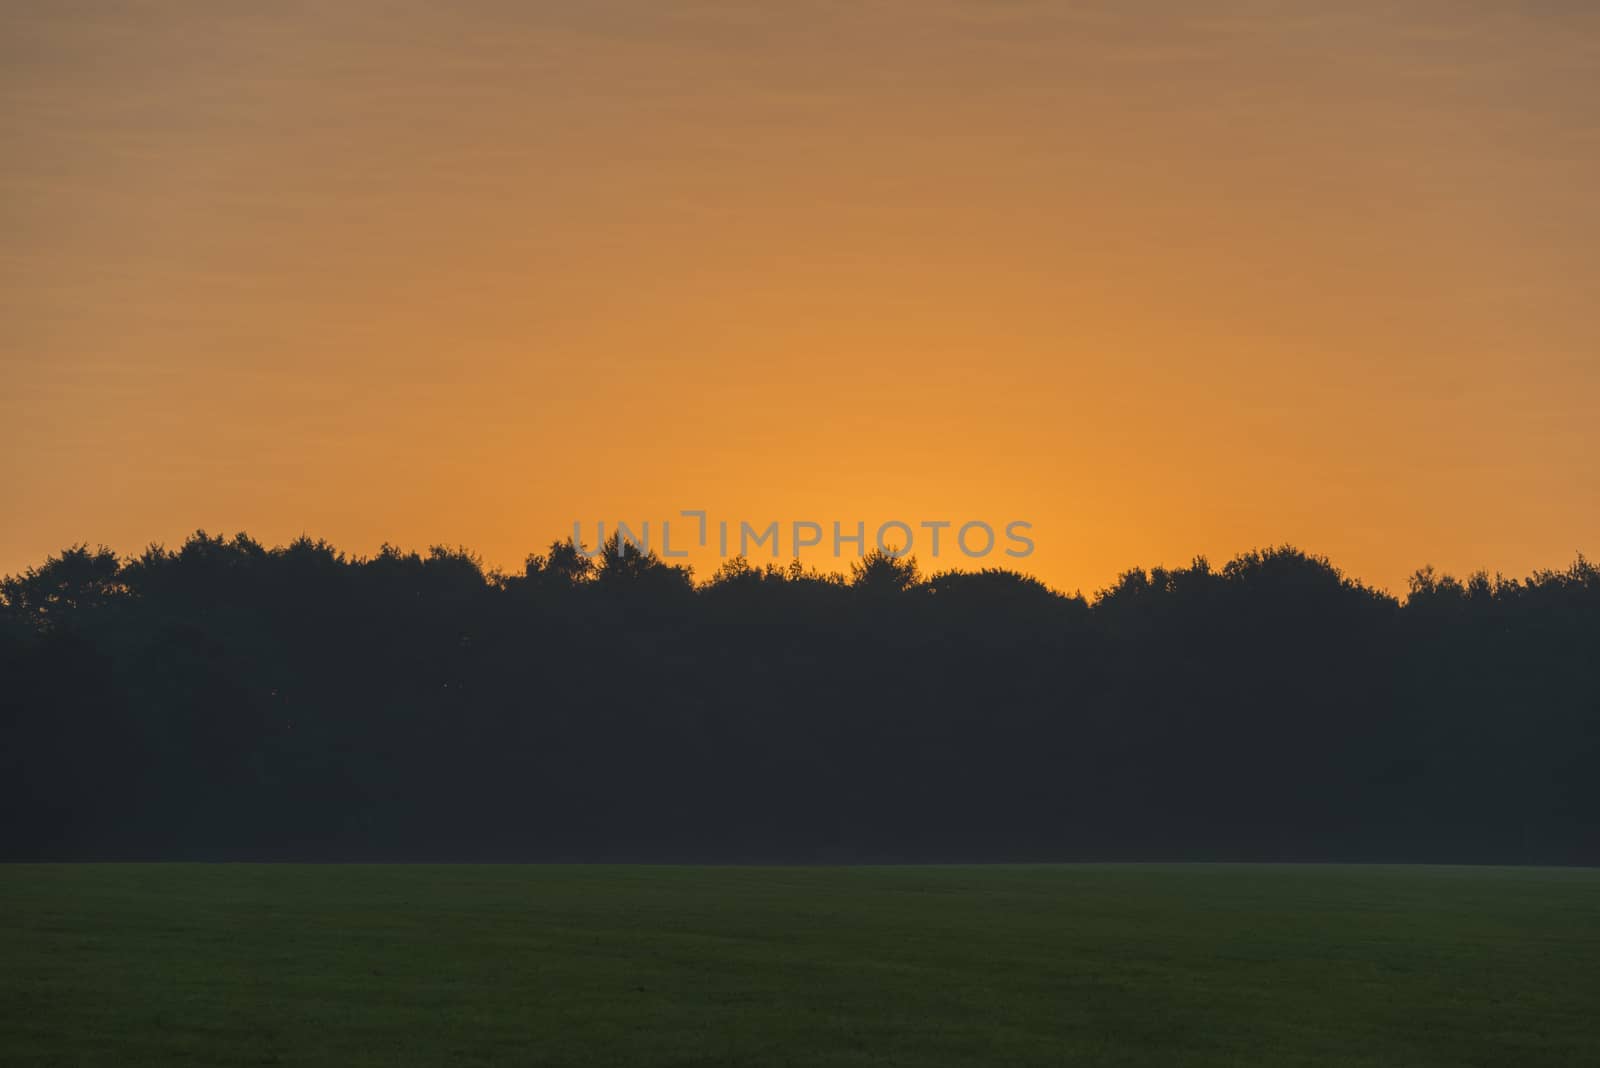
[2, 532, 1595, 863]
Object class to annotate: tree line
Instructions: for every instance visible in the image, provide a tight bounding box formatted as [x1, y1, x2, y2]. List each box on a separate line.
[2, 532, 1596, 862]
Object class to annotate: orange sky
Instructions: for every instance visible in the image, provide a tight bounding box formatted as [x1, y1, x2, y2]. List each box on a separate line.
[4, 2, 1597, 595]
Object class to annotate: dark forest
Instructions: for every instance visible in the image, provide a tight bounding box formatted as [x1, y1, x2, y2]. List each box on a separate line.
[4, 534, 1595, 863]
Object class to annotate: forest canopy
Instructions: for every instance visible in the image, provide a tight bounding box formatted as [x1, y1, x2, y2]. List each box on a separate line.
[3, 533, 1596, 863]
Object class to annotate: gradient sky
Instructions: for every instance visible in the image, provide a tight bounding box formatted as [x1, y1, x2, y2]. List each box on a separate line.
[4, 1, 1597, 594]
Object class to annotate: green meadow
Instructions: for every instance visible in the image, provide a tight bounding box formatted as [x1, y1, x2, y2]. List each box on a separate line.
[3, 864, 1597, 1066]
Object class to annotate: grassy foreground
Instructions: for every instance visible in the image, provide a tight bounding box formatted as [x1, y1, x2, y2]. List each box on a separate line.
[2, 864, 1597, 1066]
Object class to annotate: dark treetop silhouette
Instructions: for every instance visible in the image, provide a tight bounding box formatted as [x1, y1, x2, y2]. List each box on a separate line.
[2, 533, 1596, 862]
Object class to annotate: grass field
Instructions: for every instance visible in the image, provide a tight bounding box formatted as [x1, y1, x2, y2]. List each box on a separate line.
[3, 864, 1598, 1066]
